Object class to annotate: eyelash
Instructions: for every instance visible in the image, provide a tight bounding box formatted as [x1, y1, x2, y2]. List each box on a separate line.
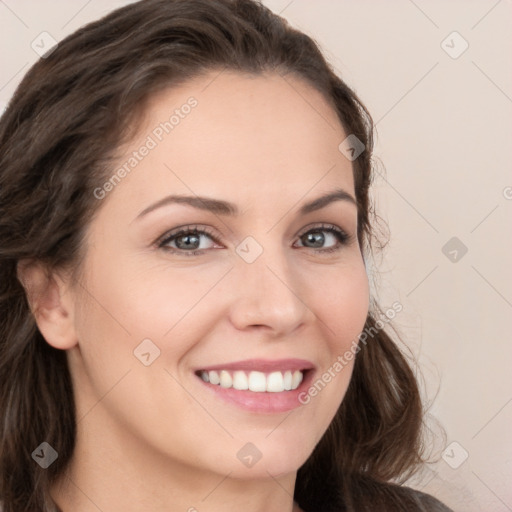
[156, 223, 352, 257]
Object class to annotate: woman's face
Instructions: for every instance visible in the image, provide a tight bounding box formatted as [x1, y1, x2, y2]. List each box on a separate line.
[66, 70, 369, 479]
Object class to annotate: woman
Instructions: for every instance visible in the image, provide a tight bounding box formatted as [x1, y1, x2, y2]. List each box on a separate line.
[0, 0, 453, 510]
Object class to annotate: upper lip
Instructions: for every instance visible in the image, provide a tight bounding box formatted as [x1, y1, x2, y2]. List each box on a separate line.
[196, 358, 315, 373]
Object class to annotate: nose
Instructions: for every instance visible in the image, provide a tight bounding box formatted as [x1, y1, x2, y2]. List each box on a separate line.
[227, 243, 312, 335]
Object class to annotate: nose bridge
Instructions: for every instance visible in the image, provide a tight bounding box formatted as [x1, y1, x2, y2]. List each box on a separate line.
[228, 233, 310, 332]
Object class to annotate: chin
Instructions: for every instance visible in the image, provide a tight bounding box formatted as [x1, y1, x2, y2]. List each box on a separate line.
[212, 435, 315, 480]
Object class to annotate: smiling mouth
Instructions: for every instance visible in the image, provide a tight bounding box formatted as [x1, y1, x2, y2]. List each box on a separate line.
[194, 369, 310, 393]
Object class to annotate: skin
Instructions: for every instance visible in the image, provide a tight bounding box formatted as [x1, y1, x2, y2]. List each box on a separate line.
[19, 70, 369, 512]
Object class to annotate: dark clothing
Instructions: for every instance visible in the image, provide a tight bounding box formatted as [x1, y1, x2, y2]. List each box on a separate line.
[298, 481, 454, 512]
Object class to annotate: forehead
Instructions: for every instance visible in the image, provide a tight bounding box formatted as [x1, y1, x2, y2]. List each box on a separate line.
[103, 70, 354, 212]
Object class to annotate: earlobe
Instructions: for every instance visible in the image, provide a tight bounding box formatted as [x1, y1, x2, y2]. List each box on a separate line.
[16, 260, 78, 350]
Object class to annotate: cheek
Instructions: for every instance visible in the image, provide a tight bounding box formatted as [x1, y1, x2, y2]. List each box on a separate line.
[308, 259, 370, 349]
[298, 260, 369, 410]
[78, 252, 214, 341]
[114, 258, 229, 327]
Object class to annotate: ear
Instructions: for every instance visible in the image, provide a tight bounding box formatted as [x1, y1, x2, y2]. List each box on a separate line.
[16, 260, 78, 350]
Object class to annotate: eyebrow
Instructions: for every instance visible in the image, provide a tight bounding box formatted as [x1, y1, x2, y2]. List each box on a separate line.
[134, 187, 357, 221]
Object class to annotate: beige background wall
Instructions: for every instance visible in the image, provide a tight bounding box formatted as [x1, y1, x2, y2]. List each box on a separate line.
[1, 1, 510, 510]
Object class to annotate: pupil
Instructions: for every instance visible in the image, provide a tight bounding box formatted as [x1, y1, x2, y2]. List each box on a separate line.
[305, 231, 324, 248]
[177, 234, 199, 249]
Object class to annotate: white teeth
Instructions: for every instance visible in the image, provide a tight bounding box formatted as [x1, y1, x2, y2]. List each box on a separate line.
[201, 369, 305, 392]
[248, 371, 267, 392]
[291, 370, 303, 389]
[219, 370, 232, 388]
[232, 370, 249, 390]
[283, 370, 292, 390]
[208, 370, 220, 385]
[267, 371, 284, 392]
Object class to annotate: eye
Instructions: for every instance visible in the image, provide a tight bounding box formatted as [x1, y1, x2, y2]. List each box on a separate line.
[157, 223, 352, 257]
[157, 225, 220, 256]
[294, 223, 351, 254]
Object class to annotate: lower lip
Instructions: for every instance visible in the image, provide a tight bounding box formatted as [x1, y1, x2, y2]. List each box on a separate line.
[196, 370, 314, 414]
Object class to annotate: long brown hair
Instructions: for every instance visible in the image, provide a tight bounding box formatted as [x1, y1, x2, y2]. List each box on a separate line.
[0, 1, 443, 510]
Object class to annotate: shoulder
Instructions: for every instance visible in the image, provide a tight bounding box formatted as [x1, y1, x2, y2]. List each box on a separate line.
[343, 477, 454, 512]
[296, 475, 454, 512]
[408, 487, 454, 512]
[357, 479, 454, 512]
